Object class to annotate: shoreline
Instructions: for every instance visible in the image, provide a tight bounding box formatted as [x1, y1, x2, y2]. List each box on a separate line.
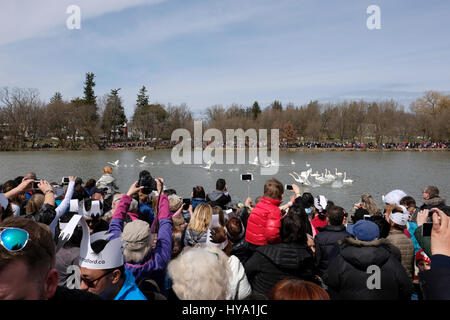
[1, 147, 448, 152]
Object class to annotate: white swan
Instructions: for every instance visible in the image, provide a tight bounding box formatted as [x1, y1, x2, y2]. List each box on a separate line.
[289, 172, 305, 184]
[107, 160, 119, 167]
[291, 159, 295, 165]
[290, 171, 311, 185]
[335, 168, 343, 177]
[343, 172, 353, 184]
[202, 160, 212, 170]
[306, 162, 310, 167]
[324, 169, 336, 181]
[137, 156, 147, 164]
[315, 173, 327, 184]
[310, 170, 320, 178]
[331, 179, 344, 188]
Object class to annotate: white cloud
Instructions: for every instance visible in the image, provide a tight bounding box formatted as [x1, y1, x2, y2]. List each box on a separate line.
[0, 0, 165, 46]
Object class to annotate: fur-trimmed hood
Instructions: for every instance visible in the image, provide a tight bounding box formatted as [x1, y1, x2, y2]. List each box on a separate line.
[338, 237, 393, 270]
[423, 196, 446, 207]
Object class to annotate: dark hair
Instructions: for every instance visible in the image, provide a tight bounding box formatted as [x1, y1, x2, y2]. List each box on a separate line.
[270, 279, 330, 300]
[2, 180, 18, 193]
[84, 179, 96, 191]
[300, 193, 314, 208]
[163, 189, 177, 196]
[192, 186, 205, 199]
[14, 176, 24, 185]
[281, 205, 308, 244]
[226, 217, 243, 241]
[369, 215, 391, 238]
[326, 205, 346, 226]
[400, 196, 416, 208]
[216, 179, 226, 191]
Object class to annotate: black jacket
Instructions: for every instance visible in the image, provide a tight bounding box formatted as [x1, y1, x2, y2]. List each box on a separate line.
[419, 196, 447, 211]
[314, 225, 350, 276]
[206, 190, 232, 209]
[324, 237, 413, 300]
[419, 254, 450, 300]
[24, 203, 56, 225]
[228, 223, 252, 265]
[244, 242, 316, 298]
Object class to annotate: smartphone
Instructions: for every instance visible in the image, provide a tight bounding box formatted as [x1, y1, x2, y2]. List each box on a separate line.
[32, 180, 40, 189]
[422, 222, 433, 237]
[182, 198, 191, 210]
[240, 173, 253, 181]
[285, 184, 293, 191]
[61, 177, 70, 184]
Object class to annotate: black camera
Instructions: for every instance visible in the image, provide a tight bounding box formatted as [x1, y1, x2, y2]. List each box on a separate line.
[137, 171, 157, 194]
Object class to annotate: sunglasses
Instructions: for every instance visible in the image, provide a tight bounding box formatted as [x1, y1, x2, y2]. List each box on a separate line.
[0, 228, 30, 252]
[81, 269, 115, 288]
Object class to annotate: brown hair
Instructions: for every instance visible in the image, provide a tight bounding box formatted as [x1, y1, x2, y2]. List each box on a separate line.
[270, 279, 330, 300]
[326, 205, 346, 226]
[263, 178, 284, 200]
[0, 217, 56, 281]
[26, 193, 45, 214]
[102, 166, 113, 174]
[226, 217, 242, 240]
[425, 186, 439, 198]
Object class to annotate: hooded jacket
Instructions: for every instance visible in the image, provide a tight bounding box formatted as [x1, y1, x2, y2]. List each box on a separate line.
[419, 196, 447, 211]
[314, 225, 350, 276]
[324, 237, 414, 300]
[245, 197, 282, 246]
[183, 226, 208, 246]
[244, 242, 316, 298]
[206, 190, 231, 209]
[96, 173, 119, 199]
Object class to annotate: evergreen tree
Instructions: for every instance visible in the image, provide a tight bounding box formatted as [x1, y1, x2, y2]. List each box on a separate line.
[83, 72, 97, 106]
[102, 88, 127, 140]
[50, 92, 63, 104]
[251, 101, 261, 119]
[271, 100, 283, 111]
[136, 85, 149, 109]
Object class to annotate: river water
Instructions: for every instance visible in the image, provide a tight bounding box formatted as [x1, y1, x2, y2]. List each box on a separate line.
[0, 149, 449, 212]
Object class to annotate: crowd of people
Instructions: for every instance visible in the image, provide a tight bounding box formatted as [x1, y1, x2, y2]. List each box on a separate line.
[0, 167, 449, 300]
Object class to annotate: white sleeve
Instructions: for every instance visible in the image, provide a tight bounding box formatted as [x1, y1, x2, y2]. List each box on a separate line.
[227, 255, 252, 300]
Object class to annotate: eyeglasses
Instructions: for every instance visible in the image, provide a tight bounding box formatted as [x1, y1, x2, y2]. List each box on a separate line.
[0, 228, 30, 252]
[81, 269, 115, 288]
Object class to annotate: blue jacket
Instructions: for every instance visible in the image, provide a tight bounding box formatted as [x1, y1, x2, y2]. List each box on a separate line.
[407, 222, 421, 254]
[191, 197, 206, 211]
[114, 269, 147, 300]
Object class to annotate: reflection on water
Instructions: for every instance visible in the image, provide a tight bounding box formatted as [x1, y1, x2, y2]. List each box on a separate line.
[0, 150, 449, 211]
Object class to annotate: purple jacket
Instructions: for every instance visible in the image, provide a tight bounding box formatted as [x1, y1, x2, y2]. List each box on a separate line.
[108, 194, 173, 294]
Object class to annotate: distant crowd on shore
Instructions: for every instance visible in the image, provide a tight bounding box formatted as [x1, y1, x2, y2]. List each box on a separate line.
[22, 140, 450, 151]
[0, 167, 449, 301]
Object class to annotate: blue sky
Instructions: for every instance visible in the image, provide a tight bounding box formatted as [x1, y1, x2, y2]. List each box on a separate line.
[1, 0, 449, 118]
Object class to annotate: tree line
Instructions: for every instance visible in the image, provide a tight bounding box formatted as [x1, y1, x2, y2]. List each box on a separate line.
[0, 72, 449, 151]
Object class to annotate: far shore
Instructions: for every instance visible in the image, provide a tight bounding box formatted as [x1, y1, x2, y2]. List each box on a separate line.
[1, 146, 448, 152]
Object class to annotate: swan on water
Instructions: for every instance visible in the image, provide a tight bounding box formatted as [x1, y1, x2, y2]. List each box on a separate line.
[343, 172, 353, 184]
[137, 156, 147, 164]
[335, 168, 343, 177]
[107, 160, 119, 167]
[324, 169, 336, 181]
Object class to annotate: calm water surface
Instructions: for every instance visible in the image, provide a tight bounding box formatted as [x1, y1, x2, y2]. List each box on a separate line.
[0, 150, 449, 212]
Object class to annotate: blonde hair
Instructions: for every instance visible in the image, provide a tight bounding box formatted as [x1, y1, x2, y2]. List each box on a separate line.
[167, 245, 230, 300]
[26, 194, 45, 214]
[189, 203, 212, 233]
[102, 166, 113, 174]
[361, 194, 381, 215]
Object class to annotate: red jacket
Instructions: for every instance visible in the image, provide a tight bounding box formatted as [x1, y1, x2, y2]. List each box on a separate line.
[245, 197, 282, 246]
[311, 215, 327, 235]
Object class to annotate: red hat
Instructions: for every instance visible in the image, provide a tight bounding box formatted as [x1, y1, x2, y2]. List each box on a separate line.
[415, 249, 431, 265]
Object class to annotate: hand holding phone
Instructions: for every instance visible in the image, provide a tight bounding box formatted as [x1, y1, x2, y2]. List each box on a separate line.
[285, 184, 293, 191]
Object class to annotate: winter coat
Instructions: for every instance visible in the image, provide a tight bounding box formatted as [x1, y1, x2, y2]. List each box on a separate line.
[191, 197, 206, 211]
[314, 225, 350, 276]
[228, 221, 252, 265]
[419, 254, 450, 300]
[206, 190, 231, 209]
[114, 269, 147, 300]
[96, 173, 119, 199]
[108, 194, 173, 296]
[183, 226, 208, 247]
[244, 242, 316, 298]
[387, 229, 415, 279]
[419, 196, 447, 211]
[24, 203, 56, 225]
[311, 215, 327, 235]
[324, 237, 414, 300]
[245, 197, 282, 246]
[227, 255, 252, 300]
